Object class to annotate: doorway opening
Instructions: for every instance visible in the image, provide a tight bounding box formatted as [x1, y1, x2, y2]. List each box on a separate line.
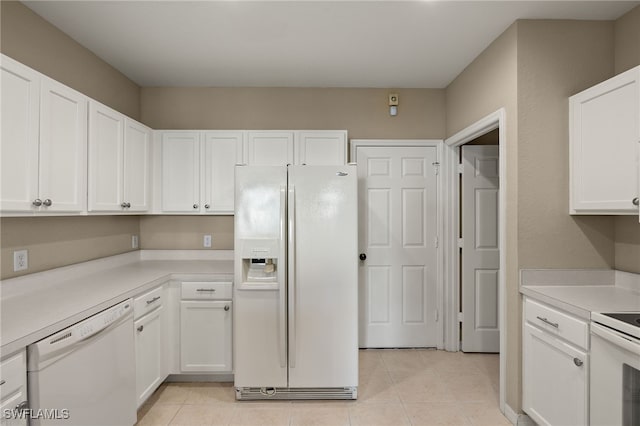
[444, 109, 507, 414]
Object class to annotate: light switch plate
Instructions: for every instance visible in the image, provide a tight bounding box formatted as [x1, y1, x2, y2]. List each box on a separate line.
[132, 235, 139, 249]
[203, 235, 212, 248]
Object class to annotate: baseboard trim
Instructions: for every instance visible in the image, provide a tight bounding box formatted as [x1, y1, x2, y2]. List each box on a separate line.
[504, 405, 536, 426]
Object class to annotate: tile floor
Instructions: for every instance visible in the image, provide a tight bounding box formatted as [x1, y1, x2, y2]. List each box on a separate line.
[136, 349, 510, 426]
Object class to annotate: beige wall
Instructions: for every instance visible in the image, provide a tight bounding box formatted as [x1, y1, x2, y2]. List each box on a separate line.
[445, 23, 520, 410]
[1, 216, 139, 279]
[141, 87, 445, 139]
[140, 216, 233, 250]
[0, 1, 142, 279]
[517, 20, 615, 272]
[139, 87, 445, 249]
[0, 1, 140, 119]
[613, 5, 640, 274]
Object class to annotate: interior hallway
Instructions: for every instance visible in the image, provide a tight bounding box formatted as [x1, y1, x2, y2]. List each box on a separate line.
[136, 349, 508, 426]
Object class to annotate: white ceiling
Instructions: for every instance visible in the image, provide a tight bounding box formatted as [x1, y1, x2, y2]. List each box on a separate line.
[23, 1, 639, 88]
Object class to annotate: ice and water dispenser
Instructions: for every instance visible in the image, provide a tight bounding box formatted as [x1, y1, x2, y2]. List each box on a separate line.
[238, 239, 280, 289]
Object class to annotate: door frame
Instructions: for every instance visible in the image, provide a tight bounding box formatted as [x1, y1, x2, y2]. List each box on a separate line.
[350, 139, 445, 349]
[443, 109, 506, 413]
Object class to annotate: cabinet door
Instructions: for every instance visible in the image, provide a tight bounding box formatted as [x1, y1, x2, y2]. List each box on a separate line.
[203, 131, 244, 214]
[124, 119, 151, 212]
[88, 101, 124, 212]
[180, 300, 232, 372]
[160, 132, 200, 213]
[296, 131, 347, 165]
[0, 55, 40, 212]
[0, 350, 27, 426]
[135, 307, 164, 407]
[39, 77, 88, 212]
[523, 323, 588, 426]
[247, 131, 294, 166]
[570, 66, 639, 214]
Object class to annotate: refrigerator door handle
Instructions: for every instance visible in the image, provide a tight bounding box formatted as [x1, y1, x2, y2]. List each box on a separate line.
[288, 184, 296, 369]
[278, 185, 287, 368]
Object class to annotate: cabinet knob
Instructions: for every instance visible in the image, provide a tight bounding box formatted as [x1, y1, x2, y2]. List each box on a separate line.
[193, 204, 199, 209]
[633, 197, 639, 206]
[573, 358, 583, 367]
[32, 199, 42, 207]
[224, 305, 230, 311]
[137, 325, 144, 332]
[0, 379, 5, 386]
[15, 401, 28, 412]
[359, 253, 367, 261]
[121, 202, 128, 208]
[126, 202, 131, 208]
[42, 199, 52, 207]
[204, 204, 210, 209]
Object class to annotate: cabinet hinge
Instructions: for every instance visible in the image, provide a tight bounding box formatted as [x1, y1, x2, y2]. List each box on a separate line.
[457, 163, 464, 174]
[458, 312, 464, 322]
[457, 238, 464, 248]
[432, 162, 440, 175]
[434, 236, 439, 248]
[435, 310, 439, 322]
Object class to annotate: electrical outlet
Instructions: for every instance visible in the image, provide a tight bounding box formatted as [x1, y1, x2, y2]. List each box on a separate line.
[203, 235, 212, 248]
[131, 235, 139, 249]
[13, 250, 28, 272]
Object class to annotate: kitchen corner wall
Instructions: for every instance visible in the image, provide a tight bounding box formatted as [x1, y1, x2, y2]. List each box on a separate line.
[138, 87, 446, 249]
[0, 1, 142, 279]
[613, 5, 640, 274]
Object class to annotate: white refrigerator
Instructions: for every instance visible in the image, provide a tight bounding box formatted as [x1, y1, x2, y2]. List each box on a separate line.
[234, 165, 358, 400]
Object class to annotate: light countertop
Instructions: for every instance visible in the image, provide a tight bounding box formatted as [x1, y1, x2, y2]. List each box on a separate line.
[1, 251, 234, 357]
[520, 269, 640, 319]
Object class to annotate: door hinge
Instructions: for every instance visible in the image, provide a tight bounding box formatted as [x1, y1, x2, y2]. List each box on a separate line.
[457, 163, 464, 174]
[432, 162, 440, 175]
[435, 310, 439, 322]
[457, 238, 464, 248]
[458, 312, 464, 322]
[434, 236, 439, 248]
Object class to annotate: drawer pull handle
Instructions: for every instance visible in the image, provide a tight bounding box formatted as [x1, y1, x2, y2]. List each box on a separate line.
[146, 296, 161, 305]
[0, 379, 5, 386]
[224, 305, 230, 311]
[137, 325, 144, 332]
[573, 358, 583, 367]
[536, 316, 559, 328]
[197, 288, 216, 292]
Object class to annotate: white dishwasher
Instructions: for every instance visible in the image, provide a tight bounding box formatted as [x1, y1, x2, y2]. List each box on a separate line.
[27, 299, 136, 426]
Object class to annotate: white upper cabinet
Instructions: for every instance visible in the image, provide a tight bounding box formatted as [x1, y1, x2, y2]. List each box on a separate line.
[203, 131, 245, 214]
[570, 65, 640, 215]
[160, 132, 201, 213]
[297, 130, 348, 165]
[1, 55, 88, 215]
[0, 56, 40, 212]
[247, 131, 295, 166]
[89, 102, 151, 213]
[123, 119, 151, 212]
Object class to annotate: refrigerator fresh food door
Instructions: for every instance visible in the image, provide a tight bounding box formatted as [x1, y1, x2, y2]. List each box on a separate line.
[234, 166, 288, 388]
[287, 165, 358, 388]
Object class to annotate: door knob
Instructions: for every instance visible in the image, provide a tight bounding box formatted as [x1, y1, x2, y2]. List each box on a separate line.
[633, 197, 639, 206]
[359, 253, 367, 261]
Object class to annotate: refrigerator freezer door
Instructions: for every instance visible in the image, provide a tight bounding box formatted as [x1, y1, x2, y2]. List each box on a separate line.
[234, 166, 288, 388]
[287, 165, 358, 388]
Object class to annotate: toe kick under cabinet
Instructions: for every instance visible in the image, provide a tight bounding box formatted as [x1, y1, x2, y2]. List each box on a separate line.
[523, 296, 589, 426]
[180, 281, 233, 373]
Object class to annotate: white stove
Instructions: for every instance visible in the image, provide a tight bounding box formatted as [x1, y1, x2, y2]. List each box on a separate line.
[590, 312, 640, 426]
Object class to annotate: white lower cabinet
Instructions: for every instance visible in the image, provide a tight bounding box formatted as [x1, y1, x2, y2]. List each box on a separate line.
[0, 350, 28, 426]
[133, 285, 167, 407]
[523, 297, 589, 426]
[180, 281, 233, 373]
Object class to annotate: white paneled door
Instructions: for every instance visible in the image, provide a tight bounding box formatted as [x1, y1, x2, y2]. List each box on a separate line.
[357, 146, 438, 348]
[461, 145, 500, 353]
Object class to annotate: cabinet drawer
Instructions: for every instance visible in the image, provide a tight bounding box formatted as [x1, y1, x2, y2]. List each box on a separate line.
[0, 350, 26, 402]
[181, 281, 232, 300]
[134, 286, 163, 319]
[524, 297, 588, 349]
